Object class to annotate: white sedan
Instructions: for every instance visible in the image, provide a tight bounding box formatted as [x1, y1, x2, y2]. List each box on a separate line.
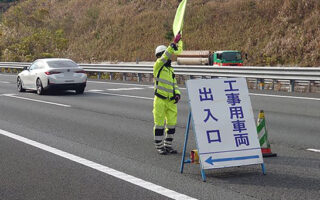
[17, 58, 87, 95]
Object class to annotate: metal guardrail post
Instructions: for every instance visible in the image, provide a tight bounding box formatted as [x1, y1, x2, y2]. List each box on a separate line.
[97, 72, 101, 79]
[272, 79, 275, 90]
[123, 73, 126, 81]
[258, 78, 264, 90]
[289, 80, 295, 92]
[110, 72, 113, 80]
[138, 73, 141, 83]
[309, 81, 313, 93]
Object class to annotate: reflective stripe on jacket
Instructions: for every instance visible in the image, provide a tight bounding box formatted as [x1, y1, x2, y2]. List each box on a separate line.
[153, 41, 183, 99]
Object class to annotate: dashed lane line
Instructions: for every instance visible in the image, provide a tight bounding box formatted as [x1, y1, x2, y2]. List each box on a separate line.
[88, 90, 153, 100]
[1, 73, 319, 101]
[91, 82, 310, 101]
[88, 88, 320, 103]
[87, 81, 320, 98]
[87, 89, 104, 92]
[0, 81, 10, 84]
[107, 87, 145, 91]
[0, 129, 197, 200]
[1, 75, 320, 100]
[249, 93, 320, 101]
[2, 94, 71, 107]
[88, 81, 152, 87]
[306, 148, 320, 153]
[0, 74, 16, 77]
[87, 81, 187, 90]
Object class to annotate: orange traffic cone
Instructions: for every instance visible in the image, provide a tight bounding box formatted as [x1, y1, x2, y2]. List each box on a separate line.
[257, 110, 277, 157]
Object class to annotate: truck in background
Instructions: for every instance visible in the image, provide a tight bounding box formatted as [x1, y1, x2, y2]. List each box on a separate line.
[177, 50, 244, 66]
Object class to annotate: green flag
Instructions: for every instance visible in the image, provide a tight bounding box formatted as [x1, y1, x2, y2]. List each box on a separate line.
[173, 0, 188, 37]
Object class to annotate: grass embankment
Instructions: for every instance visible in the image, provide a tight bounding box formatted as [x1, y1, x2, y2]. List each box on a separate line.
[0, 0, 319, 66]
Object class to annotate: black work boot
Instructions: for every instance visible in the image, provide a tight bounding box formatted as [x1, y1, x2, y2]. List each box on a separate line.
[157, 147, 167, 155]
[165, 146, 177, 154]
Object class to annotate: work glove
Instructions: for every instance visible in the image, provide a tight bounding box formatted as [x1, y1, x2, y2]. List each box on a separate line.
[174, 94, 181, 104]
[170, 43, 178, 51]
[173, 33, 182, 44]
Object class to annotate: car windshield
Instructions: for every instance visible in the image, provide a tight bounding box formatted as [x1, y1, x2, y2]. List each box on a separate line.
[47, 60, 78, 68]
[222, 52, 242, 61]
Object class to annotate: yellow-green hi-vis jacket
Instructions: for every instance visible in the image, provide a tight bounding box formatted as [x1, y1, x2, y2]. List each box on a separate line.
[153, 41, 183, 100]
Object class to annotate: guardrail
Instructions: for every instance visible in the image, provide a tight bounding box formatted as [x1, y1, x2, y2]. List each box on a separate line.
[1, 62, 320, 92]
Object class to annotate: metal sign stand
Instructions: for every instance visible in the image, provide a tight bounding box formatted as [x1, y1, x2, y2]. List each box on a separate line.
[180, 111, 266, 182]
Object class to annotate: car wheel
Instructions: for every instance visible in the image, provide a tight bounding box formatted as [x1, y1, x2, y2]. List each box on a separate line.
[36, 78, 44, 95]
[17, 77, 25, 92]
[75, 87, 85, 94]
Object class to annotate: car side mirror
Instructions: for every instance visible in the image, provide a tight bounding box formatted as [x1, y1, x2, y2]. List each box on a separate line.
[23, 66, 29, 71]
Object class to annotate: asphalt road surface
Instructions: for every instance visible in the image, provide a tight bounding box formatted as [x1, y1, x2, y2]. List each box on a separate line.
[0, 73, 319, 200]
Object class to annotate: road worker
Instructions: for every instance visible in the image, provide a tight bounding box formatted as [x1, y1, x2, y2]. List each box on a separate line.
[153, 33, 183, 155]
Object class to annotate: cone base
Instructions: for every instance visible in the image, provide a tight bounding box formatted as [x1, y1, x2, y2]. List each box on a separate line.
[261, 148, 277, 157]
[262, 153, 277, 157]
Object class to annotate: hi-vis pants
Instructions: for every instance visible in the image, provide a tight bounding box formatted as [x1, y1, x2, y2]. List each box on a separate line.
[153, 96, 177, 150]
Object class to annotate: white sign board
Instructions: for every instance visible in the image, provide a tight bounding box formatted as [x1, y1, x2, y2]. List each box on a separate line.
[186, 78, 263, 170]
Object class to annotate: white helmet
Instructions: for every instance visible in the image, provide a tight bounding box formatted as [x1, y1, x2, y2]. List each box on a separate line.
[155, 45, 167, 56]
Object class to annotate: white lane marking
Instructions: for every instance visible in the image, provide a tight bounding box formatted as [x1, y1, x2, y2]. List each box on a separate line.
[89, 89, 320, 103]
[89, 91, 153, 100]
[107, 87, 144, 91]
[90, 81, 320, 100]
[0, 74, 16, 77]
[0, 75, 317, 99]
[88, 89, 104, 92]
[2, 94, 71, 107]
[88, 81, 188, 91]
[307, 148, 320, 153]
[249, 93, 320, 101]
[0, 81, 10, 84]
[88, 81, 151, 87]
[88, 80, 187, 90]
[0, 129, 196, 200]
